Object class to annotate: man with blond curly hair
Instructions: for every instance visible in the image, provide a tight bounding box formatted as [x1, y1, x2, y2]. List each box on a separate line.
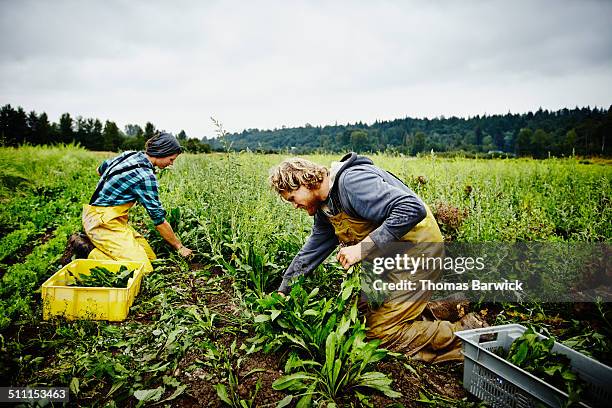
[269, 152, 485, 363]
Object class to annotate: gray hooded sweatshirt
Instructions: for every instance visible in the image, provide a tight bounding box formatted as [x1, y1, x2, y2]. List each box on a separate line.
[278, 152, 428, 293]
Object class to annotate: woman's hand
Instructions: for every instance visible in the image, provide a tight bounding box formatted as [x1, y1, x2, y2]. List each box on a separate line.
[155, 221, 193, 257]
[178, 245, 193, 257]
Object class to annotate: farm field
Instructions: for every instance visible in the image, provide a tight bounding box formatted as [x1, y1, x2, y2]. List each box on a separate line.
[0, 145, 611, 407]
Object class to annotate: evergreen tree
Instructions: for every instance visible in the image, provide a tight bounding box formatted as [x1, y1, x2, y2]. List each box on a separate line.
[516, 128, 533, 156]
[144, 122, 156, 139]
[411, 131, 426, 155]
[76, 118, 104, 150]
[59, 113, 74, 143]
[91, 119, 104, 150]
[0, 105, 29, 146]
[37, 112, 51, 145]
[26, 111, 39, 144]
[75, 116, 88, 147]
[475, 125, 483, 148]
[102, 121, 124, 151]
[27, 111, 51, 145]
[493, 130, 505, 150]
[598, 106, 611, 155]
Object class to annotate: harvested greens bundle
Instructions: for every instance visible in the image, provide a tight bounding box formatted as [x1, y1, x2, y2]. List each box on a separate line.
[68, 265, 134, 288]
[497, 328, 586, 406]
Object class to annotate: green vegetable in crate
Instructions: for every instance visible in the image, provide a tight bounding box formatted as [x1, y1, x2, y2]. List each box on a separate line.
[503, 328, 585, 406]
[68, 265, 134, 288]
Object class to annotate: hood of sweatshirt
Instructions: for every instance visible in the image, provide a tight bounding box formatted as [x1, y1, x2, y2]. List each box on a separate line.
[328, 152, 374, 191]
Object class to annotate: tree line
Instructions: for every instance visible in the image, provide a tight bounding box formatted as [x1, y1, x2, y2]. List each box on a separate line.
[0, 104, 211, 153]
[205, 106, 611, 157]
[1, 103, 610, 157]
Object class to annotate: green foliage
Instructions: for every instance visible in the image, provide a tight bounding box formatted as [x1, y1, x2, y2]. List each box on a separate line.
[0, 224, 34, 262]
[215, 341, 263, 408]
[204, 106, 612, 156]
[501, 328, 585, 406]
[252, 284, 340, 357]
[0, 103, 213, 153]
[68, 266, 134, 288]
[252, 268, 401, 405]
[0, 145, 101, 329]
[3, 103, 611, 156]
[1, 146, 610, 406]
[272, 314, 401, 405]
[1, 260, 221, 405]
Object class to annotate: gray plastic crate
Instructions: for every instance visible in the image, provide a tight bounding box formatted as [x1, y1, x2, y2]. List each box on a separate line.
[455, 324, 612, 408]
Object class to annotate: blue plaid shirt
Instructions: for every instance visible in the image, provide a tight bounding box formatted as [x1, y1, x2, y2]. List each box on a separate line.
[91, 151, 166, 225]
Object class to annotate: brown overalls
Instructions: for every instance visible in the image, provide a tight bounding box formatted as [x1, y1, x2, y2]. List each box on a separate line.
[328, 204, 463, 363]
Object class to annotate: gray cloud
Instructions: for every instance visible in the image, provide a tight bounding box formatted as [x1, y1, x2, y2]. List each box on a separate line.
[1, 0, 611, 137]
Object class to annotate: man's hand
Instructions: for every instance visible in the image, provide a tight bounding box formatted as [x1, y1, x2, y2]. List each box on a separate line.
[336, 236, 376, 269]
[277, 291, 287, 298]
[336, 244, 363, 269]
[178, 245, 193, 257]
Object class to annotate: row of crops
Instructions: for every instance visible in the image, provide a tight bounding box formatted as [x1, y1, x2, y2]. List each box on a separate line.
[0, 145, 610, 407]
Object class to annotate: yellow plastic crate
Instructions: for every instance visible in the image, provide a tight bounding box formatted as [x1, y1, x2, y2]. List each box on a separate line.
[41, 259, 145, 321]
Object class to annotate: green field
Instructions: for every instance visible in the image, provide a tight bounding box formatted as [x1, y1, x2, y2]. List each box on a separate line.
[0, 146, 610, 407]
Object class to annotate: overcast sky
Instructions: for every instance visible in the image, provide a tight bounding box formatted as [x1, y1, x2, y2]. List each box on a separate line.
[1, 0, 611, 138]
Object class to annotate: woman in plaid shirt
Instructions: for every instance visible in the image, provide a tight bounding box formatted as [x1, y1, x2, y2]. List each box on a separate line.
[80, 132, 192, 272]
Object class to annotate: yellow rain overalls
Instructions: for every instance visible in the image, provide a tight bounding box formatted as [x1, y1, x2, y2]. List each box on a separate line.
[82, 151, 159, 273]
[329, 204, 464, 363]
[82, 203, 156, 273]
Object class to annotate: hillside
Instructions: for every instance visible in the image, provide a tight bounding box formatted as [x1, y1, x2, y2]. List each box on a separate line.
[205, 106, 611, 157]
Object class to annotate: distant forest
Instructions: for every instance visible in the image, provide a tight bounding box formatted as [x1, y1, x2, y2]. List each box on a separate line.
[206, 106, 611, 157]
[0, 104, 211, 153]
[1, 103, 610, 157]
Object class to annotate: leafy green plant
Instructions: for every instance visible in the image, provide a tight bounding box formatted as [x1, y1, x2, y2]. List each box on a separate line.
[68, 266, 134, 288]
[251, 267, 401, 405]
[216, 341, 264, 408]
[251, 268, 359, 358]
[0, 223, 35, 262]
[219, 244, 281, 299]
[499, 328, 585, 406]
[416, 387, 487, 408]
[272, 303, 401, 406]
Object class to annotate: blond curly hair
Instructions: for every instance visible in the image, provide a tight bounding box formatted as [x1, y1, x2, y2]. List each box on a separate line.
[268, 158, 328, 193]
